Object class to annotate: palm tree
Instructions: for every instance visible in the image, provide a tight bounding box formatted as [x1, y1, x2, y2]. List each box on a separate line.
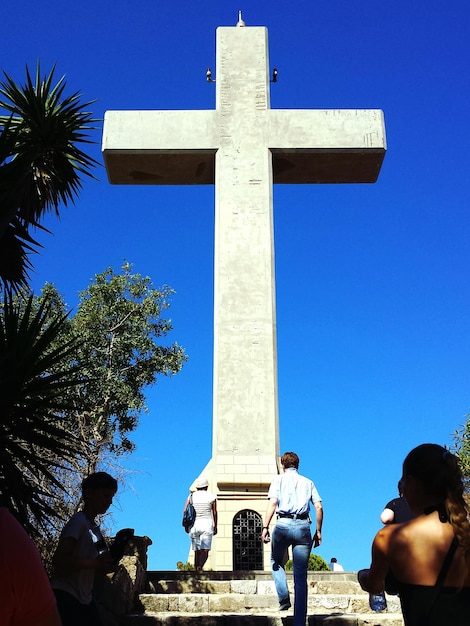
[0, 291, 86, 533]
[0, 64, 98, 289]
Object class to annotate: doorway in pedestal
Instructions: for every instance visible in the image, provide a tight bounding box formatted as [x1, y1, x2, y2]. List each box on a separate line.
[233, 509, 263, 571]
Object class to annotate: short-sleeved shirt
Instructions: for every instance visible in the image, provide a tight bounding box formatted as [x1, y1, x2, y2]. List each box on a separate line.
[189, 490, 217, 534]
[267, 467, 321, 516]
[330, 561, 344, 571]
[384, 497, 414, 524]
[51, 511, 106, 605]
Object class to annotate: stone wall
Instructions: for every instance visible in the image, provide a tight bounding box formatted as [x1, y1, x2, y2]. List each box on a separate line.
[95, 535, 153, 625]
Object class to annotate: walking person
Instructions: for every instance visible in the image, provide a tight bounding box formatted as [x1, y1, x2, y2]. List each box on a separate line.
[185, 476, 217, 571]
[262, 452, 323, 626]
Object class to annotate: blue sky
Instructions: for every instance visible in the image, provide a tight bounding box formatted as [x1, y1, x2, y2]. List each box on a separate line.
[3, 0, 470, 571]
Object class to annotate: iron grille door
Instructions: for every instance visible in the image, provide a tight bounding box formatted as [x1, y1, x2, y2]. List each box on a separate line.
[233, 509, 263, 570]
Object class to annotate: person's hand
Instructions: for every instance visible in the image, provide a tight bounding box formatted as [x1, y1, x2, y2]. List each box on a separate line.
[96, 551, 117, 574]
[262, 528, 271, 544]
[357, 569, 370, 590]
[313, 530, 322, 547]
[213, 526, 218, 535]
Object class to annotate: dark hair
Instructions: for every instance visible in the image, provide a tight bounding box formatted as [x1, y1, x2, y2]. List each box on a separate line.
[281, 452, 299, 469]
[81, 472, 117, 497]
[403, 444, 461, 502]
[403, 443, 470, 567]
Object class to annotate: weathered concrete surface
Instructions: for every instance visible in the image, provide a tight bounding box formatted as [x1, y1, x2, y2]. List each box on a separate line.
[103, 107, 385, 186]
[103, 22, 386, 572]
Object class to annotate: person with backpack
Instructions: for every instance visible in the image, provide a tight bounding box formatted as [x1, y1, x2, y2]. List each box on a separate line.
[184, 476, 217, 571]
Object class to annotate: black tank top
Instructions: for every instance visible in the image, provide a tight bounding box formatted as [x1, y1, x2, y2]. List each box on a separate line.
[398, 583, 470, 625]
[397, 537, 470, 625]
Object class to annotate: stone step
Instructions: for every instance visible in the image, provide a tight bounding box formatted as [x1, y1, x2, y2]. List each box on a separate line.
[148, 572, 369, 594]
[147, 571, 354, 584]
[122, 613, 405, 626]
[121, 571, 404, 626]
[151, 579, 368, 596]
[135, 591, 401, 615]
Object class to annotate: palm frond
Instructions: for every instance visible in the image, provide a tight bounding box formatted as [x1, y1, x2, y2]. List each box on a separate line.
[0, 291, 87, 531]
[0, 63, 99, 290]
[0, 63, 99, 220]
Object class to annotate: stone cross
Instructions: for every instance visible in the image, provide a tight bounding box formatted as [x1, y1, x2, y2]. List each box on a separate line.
[103, 21, 385, 570]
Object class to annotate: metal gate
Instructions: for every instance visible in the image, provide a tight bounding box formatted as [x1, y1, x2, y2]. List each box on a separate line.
[232, 509, 263, 570]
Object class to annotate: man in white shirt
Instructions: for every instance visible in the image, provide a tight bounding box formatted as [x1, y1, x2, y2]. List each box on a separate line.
[329, 557, 344, 571]
[262, 452, 323, 626]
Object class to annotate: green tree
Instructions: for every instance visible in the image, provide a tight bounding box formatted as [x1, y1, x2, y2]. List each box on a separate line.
[27, 262, 187, 472]
[176, 561, 195, 571]
[0, 64, 97, 289]
[285, 553, 331, 572]
[1, 263, 187, 565]
[452, 418, 470, 499]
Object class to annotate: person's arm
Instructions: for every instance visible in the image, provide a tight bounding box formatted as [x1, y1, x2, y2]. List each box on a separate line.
[212, 499, 218, 535]
[313, 500, 323, 547]
[380, 507, 395, 524]
[35, 606, 63, 626]
[358, 527, 390, 594]
[53, 536, 115, 575]
[5, 509, 63, 626]
[262, 498, 277, 543]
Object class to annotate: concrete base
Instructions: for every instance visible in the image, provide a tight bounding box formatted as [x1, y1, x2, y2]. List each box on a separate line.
[189, 455, 280, 571]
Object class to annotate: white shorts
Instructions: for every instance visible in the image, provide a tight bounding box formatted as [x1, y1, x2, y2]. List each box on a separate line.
[190, 522, 213, 550]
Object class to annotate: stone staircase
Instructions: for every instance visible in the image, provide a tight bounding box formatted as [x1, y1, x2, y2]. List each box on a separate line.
[121, 571, 404, 626]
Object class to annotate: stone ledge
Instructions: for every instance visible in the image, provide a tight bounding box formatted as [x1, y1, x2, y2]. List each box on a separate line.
[155, 580, 233, 594]
[148, 571, 360, 584]
[122, 612, 404, 626]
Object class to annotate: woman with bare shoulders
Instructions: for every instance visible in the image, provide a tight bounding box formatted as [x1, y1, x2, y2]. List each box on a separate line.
[358, 443, 470, 625]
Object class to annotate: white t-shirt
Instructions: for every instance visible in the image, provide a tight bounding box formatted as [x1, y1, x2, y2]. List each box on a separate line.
[51, 511, 106, 604]
[190, 490, 216, 532]
[330, 562, 344, 571]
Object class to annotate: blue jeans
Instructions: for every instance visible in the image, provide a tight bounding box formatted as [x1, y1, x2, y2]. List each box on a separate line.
[271, 518, 313, 626]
